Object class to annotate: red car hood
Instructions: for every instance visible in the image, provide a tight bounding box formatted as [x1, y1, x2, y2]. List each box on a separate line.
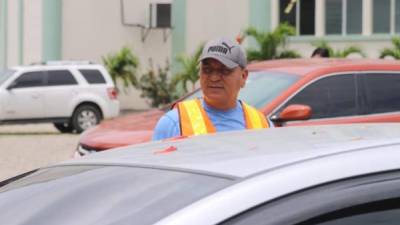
[79, 109, 165, 150]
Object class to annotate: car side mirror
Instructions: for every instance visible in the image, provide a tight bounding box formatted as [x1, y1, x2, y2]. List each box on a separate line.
[271, 104, 312, 123]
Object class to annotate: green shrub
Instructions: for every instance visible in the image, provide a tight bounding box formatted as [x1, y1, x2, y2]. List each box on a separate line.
[138, 60, 179, 108]
[102, 47, 139, 90]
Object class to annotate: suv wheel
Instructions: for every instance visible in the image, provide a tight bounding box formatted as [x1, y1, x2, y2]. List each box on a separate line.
[53, 122, 73, 133]
[72, 105, 102, 133]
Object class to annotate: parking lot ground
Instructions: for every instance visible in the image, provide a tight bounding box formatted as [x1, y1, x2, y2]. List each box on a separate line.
[0, 124, 79, 181]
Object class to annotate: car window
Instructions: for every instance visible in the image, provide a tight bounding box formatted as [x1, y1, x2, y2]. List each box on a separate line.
[185, 71, 300, 109]
[360, 73, 400, 114]
[279, 74, 358, 119]
[0, 165, 234, 225]
[46, 70, 78, 86]
[0, 69, 15, 85]
[296, 198, 400, 225]
[221, 170, 400, 225]
[12, 71, 45, 88]
[79, 69, 106, 84]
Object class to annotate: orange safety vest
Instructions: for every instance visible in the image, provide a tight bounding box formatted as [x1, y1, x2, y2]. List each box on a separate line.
[177, 98, 269, 136]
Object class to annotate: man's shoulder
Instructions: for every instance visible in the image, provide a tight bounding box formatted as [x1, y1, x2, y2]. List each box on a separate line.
[152, 108, 180, 141]
[160, 108, 179, 123]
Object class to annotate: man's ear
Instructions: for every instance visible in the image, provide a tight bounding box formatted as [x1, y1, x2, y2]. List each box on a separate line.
[241, 69, 248, 88]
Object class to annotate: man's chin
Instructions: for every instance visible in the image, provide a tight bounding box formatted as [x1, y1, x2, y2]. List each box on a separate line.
[204, 94, 225, 105]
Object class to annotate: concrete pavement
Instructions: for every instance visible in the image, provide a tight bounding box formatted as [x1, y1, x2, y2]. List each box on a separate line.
[0, 124, 79, 180]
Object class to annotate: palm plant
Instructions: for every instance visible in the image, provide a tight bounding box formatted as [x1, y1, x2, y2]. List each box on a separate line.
[172, 44, 204, 93]
[380, 37, 400, 59]
[312, 40, 366, 58]
[243, 23, 300, 61]
[102, 47, 139, 89]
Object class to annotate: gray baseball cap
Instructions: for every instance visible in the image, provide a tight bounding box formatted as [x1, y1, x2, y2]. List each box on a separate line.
[200, 37, 247, 69]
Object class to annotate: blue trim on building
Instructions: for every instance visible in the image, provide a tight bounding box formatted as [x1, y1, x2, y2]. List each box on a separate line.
[248, 0, 271, 48]
[42, 0, 62, 61]
[171, 0, 186, 74]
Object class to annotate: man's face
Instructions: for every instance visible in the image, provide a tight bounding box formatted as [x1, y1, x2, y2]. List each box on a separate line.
[200, 58, 248, 110]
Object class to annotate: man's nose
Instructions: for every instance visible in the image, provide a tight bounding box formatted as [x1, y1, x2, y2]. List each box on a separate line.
[208, 72, 222, 80]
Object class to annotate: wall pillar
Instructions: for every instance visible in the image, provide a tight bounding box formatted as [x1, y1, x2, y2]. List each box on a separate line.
[315, 0, 325, 36]
[42, 0, 62, 61]
[363, 0, 373, 35]
[171, 0, 186, 74]
[248, 0, 272, 48]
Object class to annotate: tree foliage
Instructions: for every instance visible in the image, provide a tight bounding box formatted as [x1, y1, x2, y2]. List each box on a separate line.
[243, 23, 300, 61]
[380, 37, 400, 59]
[312, 40, 366, 58]
[102, 47, 139, 89]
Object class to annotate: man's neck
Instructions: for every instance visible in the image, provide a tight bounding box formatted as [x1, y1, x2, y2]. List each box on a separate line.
[203, 98, 237, 111]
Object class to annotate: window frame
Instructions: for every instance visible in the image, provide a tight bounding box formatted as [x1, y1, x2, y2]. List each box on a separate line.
[79, 69, 107, 84]
[279, 0, 316, 35]
[325, 0, 363, 35]
[11, 71, 46, 89]
[271, 72, 362, 121]
[45, 69, 78, 86]
[358, 71, 400, 115]
[373, 0, 399, 34]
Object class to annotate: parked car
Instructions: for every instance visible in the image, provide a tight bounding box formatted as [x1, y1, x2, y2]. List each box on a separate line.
[0, 61, 119, 133]
[77, 58, 400, 155]
[2, 124, 400, 225]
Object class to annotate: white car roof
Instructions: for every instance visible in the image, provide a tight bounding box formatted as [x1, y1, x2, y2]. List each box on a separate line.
[61, 123, 400, 179]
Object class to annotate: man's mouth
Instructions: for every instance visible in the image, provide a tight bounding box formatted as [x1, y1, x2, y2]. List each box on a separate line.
[208, 86, 223, 89]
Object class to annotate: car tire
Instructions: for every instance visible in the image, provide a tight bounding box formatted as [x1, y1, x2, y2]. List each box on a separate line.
[71, 104, 102, 133]
[53, 122, 74, 133]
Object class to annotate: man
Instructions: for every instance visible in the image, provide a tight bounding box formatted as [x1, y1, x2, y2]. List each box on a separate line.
[311, 47, 330, 58]
[152, 37, 269, 141]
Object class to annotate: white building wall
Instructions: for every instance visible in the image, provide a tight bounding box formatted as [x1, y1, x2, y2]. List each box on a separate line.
[24, 0, 42, 65]
[7, 0, 19, 67]
[185, 0, 249, 53]
[62, 0, 171, 110]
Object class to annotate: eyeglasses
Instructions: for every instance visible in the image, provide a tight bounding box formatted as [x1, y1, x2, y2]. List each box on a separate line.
[200, 66, 235, 77]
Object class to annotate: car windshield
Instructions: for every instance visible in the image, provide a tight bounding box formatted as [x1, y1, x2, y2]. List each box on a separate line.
[186, 71, 299, 108]
[0, 69, 15, 85]
[0, 165, 233, 225]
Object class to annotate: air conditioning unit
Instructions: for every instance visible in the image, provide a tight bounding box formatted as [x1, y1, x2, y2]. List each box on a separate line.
[149, 3, 171, 28]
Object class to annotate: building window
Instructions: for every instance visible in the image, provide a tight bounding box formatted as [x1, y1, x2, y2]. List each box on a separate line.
[373, 0, 400, 34]
[279, 0, 315, 35]
[373, 0, 391, 33]
[326, 0, 362, 35]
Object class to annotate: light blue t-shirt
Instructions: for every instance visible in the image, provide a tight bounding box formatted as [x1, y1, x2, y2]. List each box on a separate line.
[152, 99, 248, 141]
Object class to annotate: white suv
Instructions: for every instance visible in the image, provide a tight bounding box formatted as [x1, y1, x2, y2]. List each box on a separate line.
[0, 61, 120, 133]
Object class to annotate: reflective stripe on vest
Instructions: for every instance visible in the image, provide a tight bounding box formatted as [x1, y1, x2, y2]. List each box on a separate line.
[178, 99, 216, 136]
[242, 102, 269, 129]
[177, 99, 269, 137]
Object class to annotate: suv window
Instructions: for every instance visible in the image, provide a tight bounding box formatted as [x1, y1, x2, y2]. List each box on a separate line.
[12, 71, 45, 88]
[280, 74, 358, 119]
[360, 73, 400, 114]
[47, 70, 77, 86]
[79, 69, 106, 84]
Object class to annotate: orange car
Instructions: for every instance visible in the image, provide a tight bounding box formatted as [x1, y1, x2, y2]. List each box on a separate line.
[77, 58, 400, 155]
